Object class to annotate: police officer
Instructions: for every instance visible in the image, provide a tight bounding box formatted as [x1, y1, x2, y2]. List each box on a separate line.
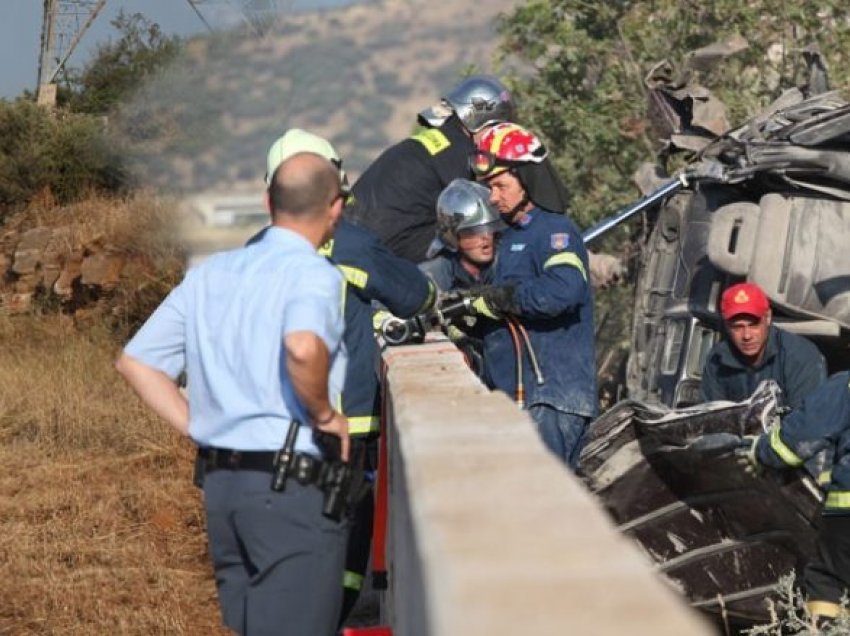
[744, 371, 850, 627]
[345, 75, 514, 262]
[701, 281, 826, 408]
[256, 129, 436, 625]
[116, 152, 349, 635]
[469, 123, 597, 469]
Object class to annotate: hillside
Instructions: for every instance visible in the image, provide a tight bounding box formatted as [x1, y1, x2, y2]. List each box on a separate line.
[120, 0, 521, 194]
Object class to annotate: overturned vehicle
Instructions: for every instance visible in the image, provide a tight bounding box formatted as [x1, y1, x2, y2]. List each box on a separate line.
[580, 54, 850, 628]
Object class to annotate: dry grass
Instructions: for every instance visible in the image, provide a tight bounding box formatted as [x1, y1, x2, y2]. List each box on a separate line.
[0, 189, 231, 633]
[0, 316, 228, 635]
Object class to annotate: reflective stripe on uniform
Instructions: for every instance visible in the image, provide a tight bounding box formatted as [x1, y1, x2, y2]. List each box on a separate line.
[542, 251, 587, 282]
[348, 415, 380, 435]
[825, 490, 850, 509]
[818, 470, 832, 486]
[338, 264, 369, 289]
[343, 569, 364, 591]
[318, 239, 334, 257]
[411, 128, 450, 155]
[768, 426, 804, 467]
[414, 280, 436, 315]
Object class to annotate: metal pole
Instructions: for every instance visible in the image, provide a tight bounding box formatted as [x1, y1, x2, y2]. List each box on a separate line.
[581, 173, 689, 244]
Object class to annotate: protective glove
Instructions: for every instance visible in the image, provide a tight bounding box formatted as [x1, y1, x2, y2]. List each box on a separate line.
[735, 434, 764, 477]
[445, 324, 469, 344]
[470, 284, 518, 320]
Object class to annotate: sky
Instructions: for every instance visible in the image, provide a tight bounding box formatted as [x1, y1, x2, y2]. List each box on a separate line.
[0, 0, 356, 99]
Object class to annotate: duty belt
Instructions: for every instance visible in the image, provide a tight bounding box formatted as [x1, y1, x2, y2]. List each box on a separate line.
[197, 447, 326, 486]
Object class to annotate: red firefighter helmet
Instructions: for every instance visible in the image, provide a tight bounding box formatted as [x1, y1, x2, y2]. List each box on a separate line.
[470, 122, 548, 179]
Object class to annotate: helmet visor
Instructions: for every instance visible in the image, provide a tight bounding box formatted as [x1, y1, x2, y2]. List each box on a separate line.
[469, 150, 515, 178]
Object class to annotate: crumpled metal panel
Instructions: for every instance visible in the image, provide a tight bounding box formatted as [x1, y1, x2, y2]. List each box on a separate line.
[580, 385, 821, 625]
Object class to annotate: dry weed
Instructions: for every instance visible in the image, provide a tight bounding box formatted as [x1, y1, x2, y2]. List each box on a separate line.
[0, 316, 227, 635]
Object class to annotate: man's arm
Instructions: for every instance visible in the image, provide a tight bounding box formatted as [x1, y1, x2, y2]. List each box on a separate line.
[115, 352, 189, 435]
[781, 335, 828, 408]
[285, 331, 349, 461]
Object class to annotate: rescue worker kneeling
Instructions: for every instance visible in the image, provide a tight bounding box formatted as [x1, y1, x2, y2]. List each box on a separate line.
[467, 123, 597, 469]
[741, 371, 850, 628]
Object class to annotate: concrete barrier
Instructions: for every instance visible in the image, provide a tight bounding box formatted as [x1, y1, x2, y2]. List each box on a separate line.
[379, 338, 714, 636]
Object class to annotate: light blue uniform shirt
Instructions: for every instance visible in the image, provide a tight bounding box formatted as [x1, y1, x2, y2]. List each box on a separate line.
[124, 226, 346, 455]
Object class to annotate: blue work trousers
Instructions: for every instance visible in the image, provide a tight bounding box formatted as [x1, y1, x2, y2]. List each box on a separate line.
[528, 404, 589, 470]
[203, 469, 349, 636]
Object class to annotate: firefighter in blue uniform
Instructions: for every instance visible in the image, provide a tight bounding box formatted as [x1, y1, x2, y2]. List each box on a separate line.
[745, 371, 850, 627]
[468, 123, 596, 469]
[419, 178, 504, 377]
[255, 129, 436, 624]
[345, 75, 514, 262]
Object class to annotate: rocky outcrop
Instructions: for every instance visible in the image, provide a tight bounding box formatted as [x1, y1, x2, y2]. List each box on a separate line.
[0, 195, 182, 330]
[0, 223, 134, 316]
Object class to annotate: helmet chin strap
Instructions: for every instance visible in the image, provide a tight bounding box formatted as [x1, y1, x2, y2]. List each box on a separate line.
[502, 193, 531, 224]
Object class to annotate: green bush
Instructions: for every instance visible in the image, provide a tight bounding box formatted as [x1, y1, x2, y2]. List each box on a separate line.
[0, 101, 128, 214]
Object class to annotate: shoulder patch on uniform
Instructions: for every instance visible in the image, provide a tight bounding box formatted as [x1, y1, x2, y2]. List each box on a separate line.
[550, 232, 569, 250]
[411, 128, 451, 155]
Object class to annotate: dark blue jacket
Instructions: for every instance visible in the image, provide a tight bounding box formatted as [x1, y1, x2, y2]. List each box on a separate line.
[481, 208, 597, 417]
[418, 250, 492, 292]
[701, 325, 826, 408]
[249, 220, 434, 435]
[756, 371, 850, 514]
[345, 116, 474, 262]
[320, 219, 434, 434]
[419, 250, 492, 378]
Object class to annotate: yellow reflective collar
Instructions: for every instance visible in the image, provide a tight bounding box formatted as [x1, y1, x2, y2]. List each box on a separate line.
[318, 239, 334, 257]
[543, 251, 588, 282]
[768, 425, 804, 467]
[411, 128, 451, 155]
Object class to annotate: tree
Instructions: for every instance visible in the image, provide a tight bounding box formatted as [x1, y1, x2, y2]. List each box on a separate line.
[496, 1, 850, 397]
[62, 11, 182, 115]
[497, 0, 850, 230]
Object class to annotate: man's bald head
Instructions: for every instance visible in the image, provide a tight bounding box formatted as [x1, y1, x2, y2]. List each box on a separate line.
[268, 152, 342, 219]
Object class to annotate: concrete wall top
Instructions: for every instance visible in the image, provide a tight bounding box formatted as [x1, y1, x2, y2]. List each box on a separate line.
[382, 339, 714, 636]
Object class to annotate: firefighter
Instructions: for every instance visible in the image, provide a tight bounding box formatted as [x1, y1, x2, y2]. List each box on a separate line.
[701, 281, 827, 408]
[419, 178, 504, 376]
[468, 123, 596, 469]
[253, 129, 436, 625]
[345, 75, 515, 262]
[744, 371, 850, 627]
[420, 178, 503, 291]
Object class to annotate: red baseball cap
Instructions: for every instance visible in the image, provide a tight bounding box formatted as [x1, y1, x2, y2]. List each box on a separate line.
[720, 282, 770, 320]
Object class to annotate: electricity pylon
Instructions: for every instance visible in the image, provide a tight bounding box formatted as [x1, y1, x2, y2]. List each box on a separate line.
[37, 0, 108, 104]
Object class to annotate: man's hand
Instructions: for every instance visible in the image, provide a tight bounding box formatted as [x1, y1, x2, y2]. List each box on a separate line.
[313, 410, 350, 462]
[471, 284, 518, 320]
[735, 434, 763, 477]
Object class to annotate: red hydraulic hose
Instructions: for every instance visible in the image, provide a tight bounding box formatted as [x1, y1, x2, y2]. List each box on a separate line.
[505, 318, 524, 406]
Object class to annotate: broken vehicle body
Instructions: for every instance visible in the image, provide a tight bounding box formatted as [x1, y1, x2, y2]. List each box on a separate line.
[581, 49, 850, 627]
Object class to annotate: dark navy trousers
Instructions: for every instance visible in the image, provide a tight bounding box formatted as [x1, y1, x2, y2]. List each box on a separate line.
[203, 469, 349, 635]
[528, 404, 589, 470]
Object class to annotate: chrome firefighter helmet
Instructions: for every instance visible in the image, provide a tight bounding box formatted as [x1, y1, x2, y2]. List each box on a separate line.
[428, 178, 504, 257]
[443, 75, 515, 134]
